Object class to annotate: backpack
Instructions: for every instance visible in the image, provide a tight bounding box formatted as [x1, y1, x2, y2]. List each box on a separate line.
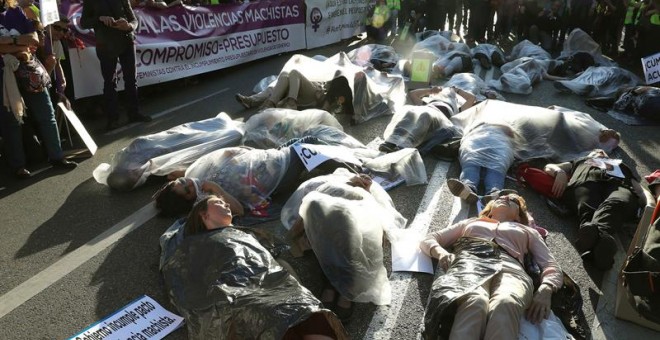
[515, 163, 559, 198]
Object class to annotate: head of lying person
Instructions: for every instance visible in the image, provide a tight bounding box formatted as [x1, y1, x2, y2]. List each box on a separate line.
[587, 148, 609, 159]
[479, 194, 530, 225]
[153, 178, 197, 217]
[183, 195, 233, 237]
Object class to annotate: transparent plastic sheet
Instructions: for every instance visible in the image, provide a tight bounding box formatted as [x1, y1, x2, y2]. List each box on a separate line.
[362, 148, 428, 185]
[432, 51, 473, 78]
[422, 238, 503, 340]
[554, 66, 642, 98]
[93, 113, 244, 191]
[185, 147, 290, 211]
[415, 30, 459, 43]
[488, 58, 558, 94]
[383, 104, 454, 149]
[451, 100, 612, 163]
[242, 108, 343, 148]
[413, 34, 471, 57]
[278, 53, 406, 124]
[559, 28, 616, 67]
[160, 226, 346, 340]
[299, 188, 392, 305]
[518, 312, 576, 340]
[609, 86, 660, 124]
[280, 168, 407, 232]
[508, 40, 552, 61]
[471, 44, 505, 65]
[459, 123, 517, 174]
[443, 73, 506, 102]
[346, 44, 401, 72]
[252, 75, 278, 93]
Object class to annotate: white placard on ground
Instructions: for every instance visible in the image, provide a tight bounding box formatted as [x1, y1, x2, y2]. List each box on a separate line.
[391, 230, 434, 274]
[67, 295, 184, 340]
[292, 143, 361, 171]
[642, 52, 660, 84]
[58, 102, 97, 155]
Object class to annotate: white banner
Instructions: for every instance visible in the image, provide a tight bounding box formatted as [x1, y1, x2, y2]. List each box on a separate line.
[68, 295, 184, 340]
[40, 0, 60, 26]
[293, 143, 362, 171]
[642, 52, 660, 84]
[305, 0, 370, 49]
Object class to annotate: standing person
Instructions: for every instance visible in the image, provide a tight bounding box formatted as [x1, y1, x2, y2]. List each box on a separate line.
[0, 0, 77, 179]
[80, 0, 152, 132]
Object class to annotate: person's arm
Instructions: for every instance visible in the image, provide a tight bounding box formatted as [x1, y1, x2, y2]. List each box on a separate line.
[452, 87, 477, 111]
[544, 161, 573, 197]
[113, 0, 139, 32]
[408, 86, 441, 105]
[526, 228, 563, 324]
[631, 179, 649, 206]
[0, 35, 33, 54]
[420, 220, 468, 269]
[80, 2, 100, 29]
[201, 180, 245, 217]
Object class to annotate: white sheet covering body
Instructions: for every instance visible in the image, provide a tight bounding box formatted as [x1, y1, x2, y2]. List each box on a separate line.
[444, 73, 506, 102]
[559, 28, 616, 67]
[554, 66, 642, 97]
[451, 100, 613, 163]
[383, 104, 454, 149]
[489, 57, 561, 94]
[280, 53, 406, 124]
[243, 108, 343, 148]
[93, 113, 244, 191]
[508, 40, 552, 61]
[298, 178, 403, 305]
[185, 147, 290, 211]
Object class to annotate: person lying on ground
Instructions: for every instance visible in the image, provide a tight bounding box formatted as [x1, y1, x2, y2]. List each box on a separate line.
[285, 172, 404, 322]
[544, 148, 648, 270]
[420, 193, 562, 339]
[153, 145, 359, 219]
[160, 195, 347, 339]
[379, 86, 475, 153]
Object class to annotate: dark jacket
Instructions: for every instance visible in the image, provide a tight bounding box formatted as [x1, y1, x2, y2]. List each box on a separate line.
[80, 0, 138, 57]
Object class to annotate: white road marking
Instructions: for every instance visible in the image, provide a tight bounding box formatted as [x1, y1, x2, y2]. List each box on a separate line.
[0, 203, 157, 319]
[364, 161, 468, 339]
[104, 88, 230, 136]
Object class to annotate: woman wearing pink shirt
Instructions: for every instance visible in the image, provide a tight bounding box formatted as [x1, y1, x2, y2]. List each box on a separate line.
[420, 194, 562, 340]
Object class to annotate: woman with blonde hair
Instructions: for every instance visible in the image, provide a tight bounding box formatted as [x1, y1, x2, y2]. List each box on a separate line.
[420, 193, 563, 339]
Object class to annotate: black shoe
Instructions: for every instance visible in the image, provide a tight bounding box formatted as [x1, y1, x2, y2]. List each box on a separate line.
[575, 223, 600, 253]
[15, 168, 31, 179]
[128, 114, 152, 123]
[379, 142, 400, 153]
[105, 119, 122, 132]
[447, 178, 478, 204]
[591, 234, 617, 271]
[50, 159, 78, 170]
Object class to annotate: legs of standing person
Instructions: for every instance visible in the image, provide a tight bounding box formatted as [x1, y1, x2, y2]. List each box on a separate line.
[449, 282, 489, 339]
[20, 91, 64, 163]
[118, 45, 148, 122]
[454, 0, 464, 32]
[484, 258, 533, 340]
[97, 50, 120, 128]
[0, 106, 27, 175]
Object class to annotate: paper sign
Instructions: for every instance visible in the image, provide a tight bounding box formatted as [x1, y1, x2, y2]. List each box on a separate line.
[40, 0, 60, 26]
[410, 57, 432, 83]
[371, 174, 405, 191]
[641, 52, 660, 84]
[58, 102, 97, 155]
[391, 231, 434, 274]
[585, 158, 625, 178]
[68, 295, 184, 340]
[292, 143, 362, 171]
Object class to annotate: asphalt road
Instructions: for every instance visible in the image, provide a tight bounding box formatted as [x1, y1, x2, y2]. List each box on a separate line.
[0, 37, 658, 340]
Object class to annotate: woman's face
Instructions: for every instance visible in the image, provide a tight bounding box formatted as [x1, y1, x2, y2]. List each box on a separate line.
[171, 178, 196, 200]
[202, 197, 233, 229]
[490, 195, 521, 222]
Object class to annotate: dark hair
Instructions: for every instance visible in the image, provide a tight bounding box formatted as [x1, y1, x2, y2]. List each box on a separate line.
[183, 196, 213, 237]
[153, 181, 195, 217]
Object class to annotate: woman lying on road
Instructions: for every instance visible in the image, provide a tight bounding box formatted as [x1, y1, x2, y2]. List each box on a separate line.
[420, 194, 563, 339]
[160, 195, 347, 339]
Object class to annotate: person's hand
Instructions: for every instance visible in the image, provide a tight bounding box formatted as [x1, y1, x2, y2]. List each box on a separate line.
[430, 86, 443, 93]
[99, 16, 115, 26]
[347, 174, 372, 191]
[44, 54, 57, 70]
[430, 246, 453, 271]
[551, 170, 568, 197]
[526, 283, 553, 324]
[113, 18, 133, 31]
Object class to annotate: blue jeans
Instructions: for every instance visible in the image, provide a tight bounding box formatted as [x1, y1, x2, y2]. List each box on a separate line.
[459, 164, 505, 195]
[0, 87, 63, 170]
[97, 45, 139, 121]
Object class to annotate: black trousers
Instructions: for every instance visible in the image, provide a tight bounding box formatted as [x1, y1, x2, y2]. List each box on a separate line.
[566, 181, 639, 236]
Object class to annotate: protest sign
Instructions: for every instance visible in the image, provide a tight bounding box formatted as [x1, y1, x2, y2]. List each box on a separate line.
[62, 0, 306, 98]
[293, 143, 362, 171]
[642, 52, 660, 84]
[57, 103, 97, 155]
[304, 0, 369, 49]
[40, 0, 60, 26]
[68, 295, 183, 340]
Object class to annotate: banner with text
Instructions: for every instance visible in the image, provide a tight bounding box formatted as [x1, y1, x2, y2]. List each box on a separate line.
[642, 52, 660, 84]
[305, 0, 369, 49]
[68, 295, 184, 340]
[63, 1, 305, 98]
